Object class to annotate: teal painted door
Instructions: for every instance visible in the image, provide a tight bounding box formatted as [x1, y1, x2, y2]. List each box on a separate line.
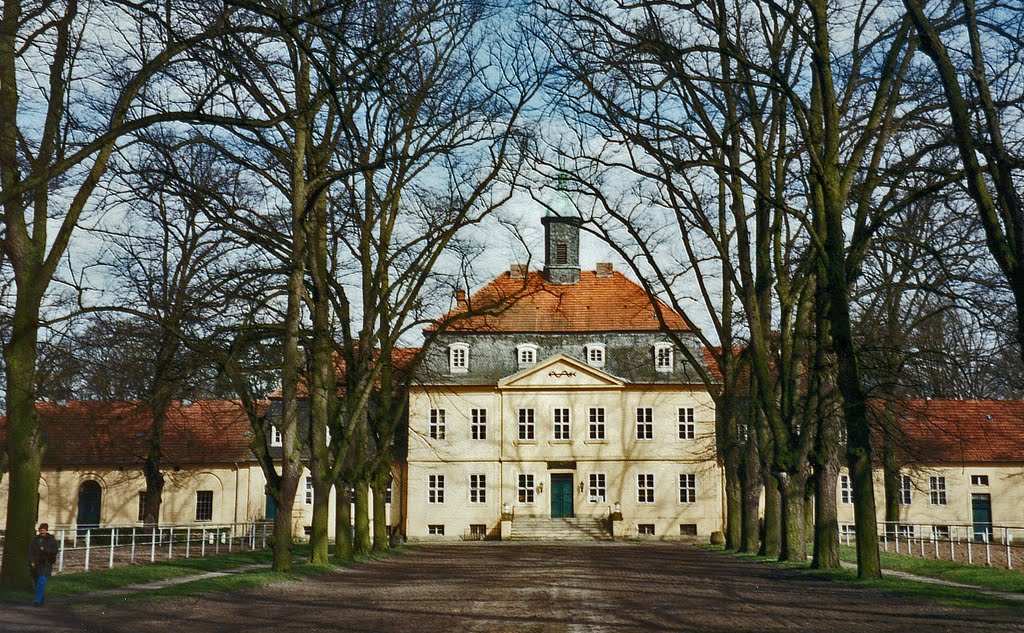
[972, 493, 992, 542]
[550, 474, 574, 518]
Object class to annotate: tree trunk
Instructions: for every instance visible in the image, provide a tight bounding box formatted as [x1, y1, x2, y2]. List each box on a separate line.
[142, 459, 165, 527]
[354, 481, 371, 556]
[777, 472, 807, 562]
[372, 470, 389, 552]
[309, 480, 331, 564]
[740, 438, 763, 554]
[272, 483, 298, 570]
[0, 288, 43, 589]
[882, 438, 900, 534]
[812, 457, 840, 568]
[334, 484, 353, 561]
[760, 473, 781, 558]
[723, 445, 742, 551]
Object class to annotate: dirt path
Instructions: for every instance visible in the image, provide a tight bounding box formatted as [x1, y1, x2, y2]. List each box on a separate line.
[5, 543, 1023, 632]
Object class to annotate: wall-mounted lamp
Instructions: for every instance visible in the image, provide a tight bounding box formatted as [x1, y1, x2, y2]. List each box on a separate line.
[578, 481, 585, 493]
[537, 482, 544, 493]
[613, 502, 621, 514]
[502, 502, 511, 514]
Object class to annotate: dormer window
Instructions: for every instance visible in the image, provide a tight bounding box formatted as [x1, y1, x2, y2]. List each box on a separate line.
[585, 343, 606, 368]
[516, 344, 538, 369]
[449, 342, 469, 374]
[654, 343, 674, 372]
[271, 426, 282, 447]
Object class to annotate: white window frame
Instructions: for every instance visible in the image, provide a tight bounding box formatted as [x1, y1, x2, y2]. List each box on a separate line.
[678, 473, 696, 504]
[898, 474, 912, 505]
[654, 343, 674, 372]
[469, 474, 486, 504]
[471, 408, 487, 440]
[637, 473, 655, 504]
[839, 475, 852, 505]
[428, 474, 445, 504]
[929, 476, 947, 506]
[518, 408, 535, 441]
[585, 343, 606, 368]
[517, 473, 535, 504]
[553, 407, 571, 440]
[429, 408, 446, 440]
[271, 426, 282, 447]
[305, 476, 314, 505]
[449, 343, 469, 374]
[636, 407, 653, 440]
[588, 407, 606, 440]
[588, 473, 607, 503]
[971, 474, 989, 486]
[427, 524, 445, 536]
[677, 407, 695, 440]
[516, 344, 538, 369]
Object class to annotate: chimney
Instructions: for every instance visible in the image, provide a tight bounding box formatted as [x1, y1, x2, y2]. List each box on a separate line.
[509, 263, 528, 279]
[541, 214, 582, 284]
[596, 262, 613, 278]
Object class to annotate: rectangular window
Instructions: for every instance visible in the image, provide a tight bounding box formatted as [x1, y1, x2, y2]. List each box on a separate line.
[517, 474, 535, 504]
[385, 478, 392, 505]
[840, 524, 856, 540]
[429, 409, 446, 440]
[469, 474, 487, 504]
[679, 524, 698, 536]
[588, 473, 607, 503]
[469, 524, 487, 539]
[471, 409, 487, 440]
[678, 473, 696, 504]
[839, 475, 852, 505]
[897, 524, 915, 538]
[305, 476, 314, 505]
[428, 524, 445, 535]
[637, 473, 655, 504]
[971, 475, 989, 486]
[637, 524, 655, 536]
[636, 408, 653, 440]
[553, 407, 570, 440]
[588, 407, 606, 440]
[677, 407, 695, 440]
[655, 344, 673, 371]
[428, 474, 445, 504]
[272, 427, 282, 446]
[932, 525, 950, 540]
[929, 476, 947, 505]
[898, 474, 912, 505]
[137, 492, 147, 522]
[518, 408, 535, 441]
[195, 490, 213, 522]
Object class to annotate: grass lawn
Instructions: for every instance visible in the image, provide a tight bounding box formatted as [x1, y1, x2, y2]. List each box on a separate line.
[838, 545, 1024, 594]
[710, 546, 1024, 610]
[0, 544, 407, 605]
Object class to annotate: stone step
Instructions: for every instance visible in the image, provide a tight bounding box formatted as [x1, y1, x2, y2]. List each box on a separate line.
[508, 517, 612, 541]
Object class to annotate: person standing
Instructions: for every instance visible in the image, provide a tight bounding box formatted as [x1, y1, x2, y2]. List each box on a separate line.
[30, 523, 59, 606]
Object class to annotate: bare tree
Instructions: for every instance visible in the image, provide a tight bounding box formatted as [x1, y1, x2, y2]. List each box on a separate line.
[0, 0, 230, 588]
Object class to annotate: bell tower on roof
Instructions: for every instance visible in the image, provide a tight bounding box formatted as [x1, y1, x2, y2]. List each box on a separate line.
[541, 213, 582, 285]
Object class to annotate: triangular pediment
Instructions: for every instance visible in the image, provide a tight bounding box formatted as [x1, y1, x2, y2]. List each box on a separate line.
[498, 354, 625, 390]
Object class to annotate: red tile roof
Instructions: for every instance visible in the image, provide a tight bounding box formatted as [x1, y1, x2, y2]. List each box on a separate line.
[436, 270, 694, 333]
[0, 400, 263, 466]
[883, 399, 1024, 463]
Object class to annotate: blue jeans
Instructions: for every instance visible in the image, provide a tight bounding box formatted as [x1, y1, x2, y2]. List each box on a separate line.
[34, 574, 47, 605]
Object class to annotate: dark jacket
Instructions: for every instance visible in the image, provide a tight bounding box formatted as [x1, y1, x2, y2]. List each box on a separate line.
[30, 534, 58, 578]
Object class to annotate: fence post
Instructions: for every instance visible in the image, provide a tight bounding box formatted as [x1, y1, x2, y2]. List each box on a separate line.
[150, 527, 157, 562]
[262, 523, 267, 549]
[968, 531, 973, 564]
[1005, 528, 1011, 570]
[202, 528, 206, 557]
[883, 527, 889, 552]
[131, 528, 136, 564]
[186, 527, 191, 559]
[951, 526, 956, 561]
[109, 527, 117, 568]
[985, 531, 991, 566]
[57, 529, 65, 573]
[84, 529, 92, 572]
[168, 526, 174, 560]
[918, 526, 924, 557]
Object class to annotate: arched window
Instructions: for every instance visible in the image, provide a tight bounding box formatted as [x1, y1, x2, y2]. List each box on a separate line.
[516, 343, 538, 369]
[449, 342, 470, 373]
[585, 343, 606, 368]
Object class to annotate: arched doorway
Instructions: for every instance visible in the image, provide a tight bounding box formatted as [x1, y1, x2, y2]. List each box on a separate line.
[77, 480, 102, 529]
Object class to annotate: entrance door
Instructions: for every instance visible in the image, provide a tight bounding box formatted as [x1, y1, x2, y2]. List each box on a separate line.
[550, 474, 574, 518]
[77, 480, 102, 528]
[972, 493, 993, 542]
[265, 493, 276, 521]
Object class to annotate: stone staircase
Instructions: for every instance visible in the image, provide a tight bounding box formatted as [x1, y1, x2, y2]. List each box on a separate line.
[508, 517, 613, 541]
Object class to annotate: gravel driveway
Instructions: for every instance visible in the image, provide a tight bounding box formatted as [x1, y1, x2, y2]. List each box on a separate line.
[5, 542, 1023, 632]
